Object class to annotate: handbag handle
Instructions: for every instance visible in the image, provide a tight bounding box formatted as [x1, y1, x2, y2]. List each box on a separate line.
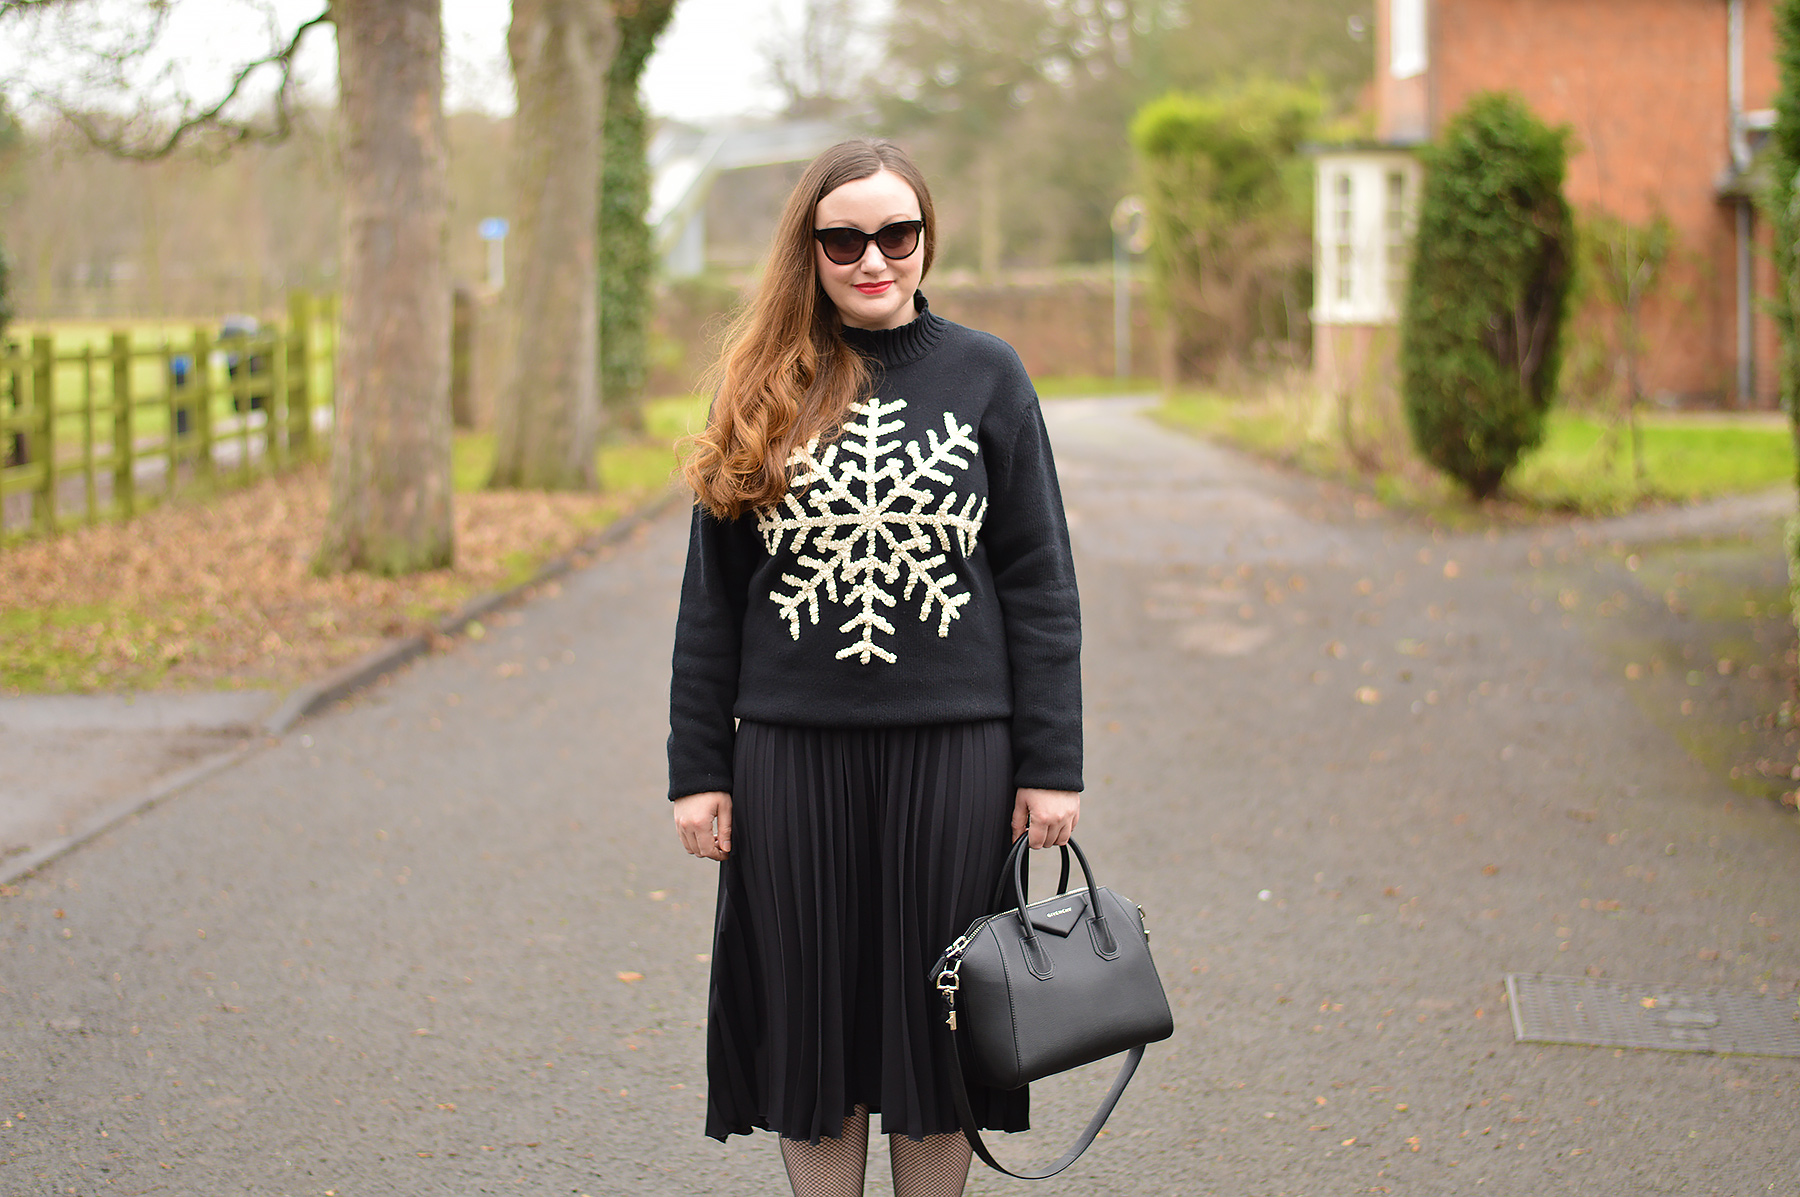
[1005, 834, 1116, 967]
[1007, 832, 1100, 915]
[939, 1004, 1145, 1179]
[991, 832, 1072, 913]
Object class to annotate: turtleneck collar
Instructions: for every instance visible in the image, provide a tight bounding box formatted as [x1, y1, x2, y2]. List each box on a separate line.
[837, 293, 947, 369]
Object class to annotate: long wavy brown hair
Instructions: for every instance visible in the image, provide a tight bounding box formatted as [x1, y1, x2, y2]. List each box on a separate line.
[681, 139, 937, 520]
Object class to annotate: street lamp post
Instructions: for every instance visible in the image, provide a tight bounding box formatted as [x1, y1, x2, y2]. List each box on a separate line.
[478, 217, 510, 293]
[1111, 196, 1149, 385]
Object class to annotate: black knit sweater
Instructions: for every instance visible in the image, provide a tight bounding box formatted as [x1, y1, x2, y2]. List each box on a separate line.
[666, 296, 1082, 800]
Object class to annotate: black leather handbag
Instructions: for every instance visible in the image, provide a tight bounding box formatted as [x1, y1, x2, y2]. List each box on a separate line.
[931, 832, 1174, 1179]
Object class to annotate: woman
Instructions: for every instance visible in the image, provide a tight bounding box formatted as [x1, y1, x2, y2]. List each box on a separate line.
[668, 139, 1082, 1197]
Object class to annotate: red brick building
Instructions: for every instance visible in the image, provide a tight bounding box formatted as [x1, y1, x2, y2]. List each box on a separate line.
[1316, 0, 1778, 407]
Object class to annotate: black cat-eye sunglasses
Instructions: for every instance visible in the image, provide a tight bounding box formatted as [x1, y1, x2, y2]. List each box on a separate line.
[812, 220, 925, 266]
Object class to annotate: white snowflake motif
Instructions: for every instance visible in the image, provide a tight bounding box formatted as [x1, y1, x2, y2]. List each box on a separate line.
[757, 396, 988, 664]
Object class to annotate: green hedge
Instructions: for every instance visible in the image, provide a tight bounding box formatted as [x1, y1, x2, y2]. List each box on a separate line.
[1129, 81, 1320, 377]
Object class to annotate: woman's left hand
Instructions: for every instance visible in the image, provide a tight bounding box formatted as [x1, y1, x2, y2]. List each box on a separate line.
[1012, 788, 1080, 849]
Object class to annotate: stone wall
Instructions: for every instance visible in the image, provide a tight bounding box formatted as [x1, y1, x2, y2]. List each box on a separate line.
[463, 274, 1165, 427]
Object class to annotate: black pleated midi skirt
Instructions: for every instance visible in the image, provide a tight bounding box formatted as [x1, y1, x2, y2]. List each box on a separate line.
[703, 718, 1030, 1144]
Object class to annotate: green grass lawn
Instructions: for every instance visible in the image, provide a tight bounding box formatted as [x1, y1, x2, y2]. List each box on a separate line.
[1034, 374, 1161, 398]
[0, 604, 184, 693]
[1155, 392, 1795, 519]
[1155, 392, 1319, 460]
[1510, 416, 1793, 510]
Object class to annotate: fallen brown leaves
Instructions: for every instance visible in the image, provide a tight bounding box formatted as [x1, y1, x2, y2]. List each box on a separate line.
[2, 463, 650, 693]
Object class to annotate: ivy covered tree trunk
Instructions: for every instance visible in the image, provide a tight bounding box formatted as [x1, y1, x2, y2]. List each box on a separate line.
[490, 0, 618, 490]
[318, 0, 455, 575]
[598, 0, 677, 437]
[0, 234, 12, 337]
[1772, 0, 1800, 483]
[1768, 0, 1800, 628]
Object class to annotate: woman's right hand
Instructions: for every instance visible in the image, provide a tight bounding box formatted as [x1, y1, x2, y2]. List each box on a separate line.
[673, 791, 732, 861]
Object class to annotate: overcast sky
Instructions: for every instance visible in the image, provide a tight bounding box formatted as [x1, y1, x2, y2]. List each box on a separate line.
[446, 0, 800, 122]
[0, 0, 881, 126]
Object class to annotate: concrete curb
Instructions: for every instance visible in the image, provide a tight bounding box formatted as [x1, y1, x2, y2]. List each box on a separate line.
[1557, 487, 1793, 548]
[0, 742, 258, 887]
[1, 486, 687, 887]
[1479, 486, 1794, 566]
[261, 486, 685, 735]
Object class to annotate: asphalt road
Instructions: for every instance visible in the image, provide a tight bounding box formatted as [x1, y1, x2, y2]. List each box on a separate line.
[2, 398, 1796, 1196]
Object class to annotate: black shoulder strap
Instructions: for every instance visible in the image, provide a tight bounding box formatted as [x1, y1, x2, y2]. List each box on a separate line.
[937, 1016, 1143, 1180]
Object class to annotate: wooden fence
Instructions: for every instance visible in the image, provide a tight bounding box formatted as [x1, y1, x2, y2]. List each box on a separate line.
[0, 292, 338, 543]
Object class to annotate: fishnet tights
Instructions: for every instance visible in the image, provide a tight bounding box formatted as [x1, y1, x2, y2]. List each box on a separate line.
[779, 1107, 869, 1197]
[887, 1128, 974, 1197]
[778, 1105, 973, 1197]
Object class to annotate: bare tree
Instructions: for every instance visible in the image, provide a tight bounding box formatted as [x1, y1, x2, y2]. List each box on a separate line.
[1583, 207, 1674, 483]
[875, 0, 1362, 271]
[316, 0, 455, 572]
[3, 0, 456, 574]
[10, 0, 331, 160]
[488, 0, 617, 490]
[766, 0, 867, 117]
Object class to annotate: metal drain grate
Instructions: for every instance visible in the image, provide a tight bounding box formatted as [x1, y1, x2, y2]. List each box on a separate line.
[1506, 974, 1800, 1058]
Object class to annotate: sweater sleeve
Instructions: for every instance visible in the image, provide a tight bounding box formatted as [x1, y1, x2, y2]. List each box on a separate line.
[982, 387, 1083, 793]
[667, 504, 758, 800]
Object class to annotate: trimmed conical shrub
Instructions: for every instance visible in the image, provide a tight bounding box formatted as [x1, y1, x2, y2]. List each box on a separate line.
[1400, 91, 1574, 499]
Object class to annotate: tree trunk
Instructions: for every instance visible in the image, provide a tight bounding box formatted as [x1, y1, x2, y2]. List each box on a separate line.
[451, 283, 477, 429]
[489, 0, 616, 490]
[598, 0, 677, 438]
[977, 148, 1001, 283]
[318, 0, 455, 575]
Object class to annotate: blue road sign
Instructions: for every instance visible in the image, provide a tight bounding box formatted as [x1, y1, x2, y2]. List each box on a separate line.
[478, 218, 510, 241]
